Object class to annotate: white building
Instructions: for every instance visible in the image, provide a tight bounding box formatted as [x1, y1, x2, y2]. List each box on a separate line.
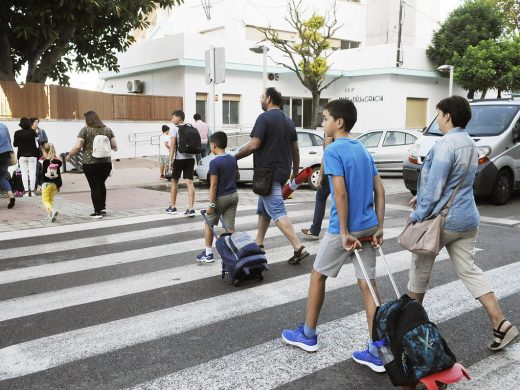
[99, 0, 464, 132]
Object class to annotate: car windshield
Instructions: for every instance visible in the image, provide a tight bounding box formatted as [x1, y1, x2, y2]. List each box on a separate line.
[426, 105, 520, 137]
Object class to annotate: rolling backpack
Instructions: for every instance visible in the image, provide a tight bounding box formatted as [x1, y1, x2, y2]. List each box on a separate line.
[177, 124, 201, 155]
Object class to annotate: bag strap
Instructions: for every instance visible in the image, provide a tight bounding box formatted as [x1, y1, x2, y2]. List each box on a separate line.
[442, 144, 475, 213]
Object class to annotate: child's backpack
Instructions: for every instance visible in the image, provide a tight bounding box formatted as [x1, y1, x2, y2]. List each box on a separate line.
[372, 294, 457, 387]
[92, 134, 112, 158]
[177, 124, 201, 155]
[45, 163, 59, 179]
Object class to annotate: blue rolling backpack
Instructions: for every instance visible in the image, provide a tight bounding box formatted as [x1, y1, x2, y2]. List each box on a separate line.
[201, 210, 269, 286]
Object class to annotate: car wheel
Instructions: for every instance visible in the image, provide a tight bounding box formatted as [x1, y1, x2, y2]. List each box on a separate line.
[308, 167, 320, 190]
[491, 169, 512, 205]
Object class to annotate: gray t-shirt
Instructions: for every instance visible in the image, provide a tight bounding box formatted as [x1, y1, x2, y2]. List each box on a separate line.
[170, 125, 195, 160]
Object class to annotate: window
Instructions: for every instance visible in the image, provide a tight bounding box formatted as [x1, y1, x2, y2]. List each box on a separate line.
[383, 131, 406, 146]
[341, 40, 361, 50]
[358, 132, 382, 148]
[195, 93, 207, 122]
[311, 134, 324, 146]
[297, 132, 314, 147]
[405, 133, 417, 145]
[222, 94, 240, 125]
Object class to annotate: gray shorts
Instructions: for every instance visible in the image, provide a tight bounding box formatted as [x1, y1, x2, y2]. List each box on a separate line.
[206, 192, 239, 230]
[159, 155, 169, 166]
[313, 226, 378, 279]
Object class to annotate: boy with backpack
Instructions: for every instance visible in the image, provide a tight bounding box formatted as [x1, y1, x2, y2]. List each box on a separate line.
[196, 131, 239, 263]
[166, 110, 200, 217]
[281, 99, 387, 373]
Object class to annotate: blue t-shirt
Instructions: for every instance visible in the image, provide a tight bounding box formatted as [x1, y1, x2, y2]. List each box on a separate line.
[208, 153, 238, 197]
[324, 137, 379, 234]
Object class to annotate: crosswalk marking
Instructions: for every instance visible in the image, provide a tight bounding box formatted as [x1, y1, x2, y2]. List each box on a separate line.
[126, 260, 520, 390]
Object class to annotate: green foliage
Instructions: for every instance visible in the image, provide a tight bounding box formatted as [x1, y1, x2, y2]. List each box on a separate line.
[494, 0, 520, 38]
[0, 0, 183, 84]
[426, 0, 502, 67]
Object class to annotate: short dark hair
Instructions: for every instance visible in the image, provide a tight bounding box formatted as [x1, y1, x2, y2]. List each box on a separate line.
[209, 131, 227, 149]
[436, 96, 472, 129]
[19, 117, 32, 130]
[193, 113, 202, 121]
[161, 125, 170, 132]
[30, 117, 39, 125]
[324, 99, 357, 132]
[172, 110, 185, 121]
[265, 87, 283, 107]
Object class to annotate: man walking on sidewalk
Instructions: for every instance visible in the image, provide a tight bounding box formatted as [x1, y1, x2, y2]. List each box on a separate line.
[166, 110, 197, 217]
[234, 87, 309, 264]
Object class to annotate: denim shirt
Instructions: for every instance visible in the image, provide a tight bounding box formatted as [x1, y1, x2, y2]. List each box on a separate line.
[0, 123, 13, 154]
[411, 127, 479, 232]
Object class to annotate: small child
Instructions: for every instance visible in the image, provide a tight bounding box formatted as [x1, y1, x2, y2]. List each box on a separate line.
[281, 99, 387, 373]
[41, 143, 62, 222]
[159, 125, 170, 180]
[196, 131, 239, 263]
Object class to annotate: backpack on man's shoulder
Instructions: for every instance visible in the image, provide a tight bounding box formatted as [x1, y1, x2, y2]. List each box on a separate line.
[177, 124, 201, 154]
[92, 132, 112, 158]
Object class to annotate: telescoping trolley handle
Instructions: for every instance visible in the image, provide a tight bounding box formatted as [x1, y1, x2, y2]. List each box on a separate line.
[353, 237, 401, 307]
[200, 209, 231, 236]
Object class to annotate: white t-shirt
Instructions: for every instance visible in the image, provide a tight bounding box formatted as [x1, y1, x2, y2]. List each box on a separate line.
[170, 125, 194, 160]
[160, 133, 170, 156]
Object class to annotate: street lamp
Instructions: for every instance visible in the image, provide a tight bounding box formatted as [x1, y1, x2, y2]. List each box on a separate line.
[250, 45, 270, 92]
[437, 64, 454, 97]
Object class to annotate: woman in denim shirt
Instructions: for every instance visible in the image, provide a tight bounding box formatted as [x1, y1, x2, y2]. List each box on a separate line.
[0, 122, 16, 208]
[407, 96, 517, 351]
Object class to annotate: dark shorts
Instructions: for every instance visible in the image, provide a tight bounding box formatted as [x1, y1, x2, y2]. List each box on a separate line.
[172, 158, 195, 181]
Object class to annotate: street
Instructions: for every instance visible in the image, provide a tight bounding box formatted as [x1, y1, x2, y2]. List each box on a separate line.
[0, 180, 519, 389]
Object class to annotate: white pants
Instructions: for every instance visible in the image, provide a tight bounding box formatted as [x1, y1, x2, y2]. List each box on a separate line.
[18, 156, 37, 192]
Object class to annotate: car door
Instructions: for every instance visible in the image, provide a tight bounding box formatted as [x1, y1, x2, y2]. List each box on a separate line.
[297, 132, 320, 168]
[378, 131, 415, 172]
[234, 144, 254, 181]
[357, 131, 383, 167]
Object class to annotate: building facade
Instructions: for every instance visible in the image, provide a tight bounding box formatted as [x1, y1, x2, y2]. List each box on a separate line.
[99, 0, 464, 132]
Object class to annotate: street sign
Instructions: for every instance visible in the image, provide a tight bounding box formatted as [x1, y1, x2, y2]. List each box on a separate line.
[204, 47, 225, 85]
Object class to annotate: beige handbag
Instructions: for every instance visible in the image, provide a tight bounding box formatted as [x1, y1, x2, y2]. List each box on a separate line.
[398, 146, 474, 256]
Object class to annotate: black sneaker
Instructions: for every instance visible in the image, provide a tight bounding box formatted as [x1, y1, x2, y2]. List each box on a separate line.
[184, 209, 196, 217]
[7, 198, 15, 209]
[90, 212, 103, 219]
[100, 209, 107, 215]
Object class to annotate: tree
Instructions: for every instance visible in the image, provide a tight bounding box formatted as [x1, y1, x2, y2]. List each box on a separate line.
[426, 0, 502, 68]
[494, 0, 520, 38]
[0, 0, 183, 85]
[257, 0, 342, 129]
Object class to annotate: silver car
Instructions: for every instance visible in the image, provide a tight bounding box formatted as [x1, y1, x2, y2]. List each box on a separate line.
[196, 129, 325, 189]
[357, 129, 423, 173]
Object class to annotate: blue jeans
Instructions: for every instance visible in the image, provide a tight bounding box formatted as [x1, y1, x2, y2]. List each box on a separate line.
[257, 181, 287, 222]
[0, 154, 12, 193]
[310, 177, 330, 235]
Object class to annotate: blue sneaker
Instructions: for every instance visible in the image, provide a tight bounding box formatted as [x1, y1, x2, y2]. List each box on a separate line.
[196, 250, 214, 263]
[165, 206, 177, 214]
[281, 324, 318, 352]
[352, 346, 385, 373]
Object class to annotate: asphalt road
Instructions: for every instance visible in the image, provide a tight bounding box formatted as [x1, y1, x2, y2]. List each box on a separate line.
[0, 185, 519, 389]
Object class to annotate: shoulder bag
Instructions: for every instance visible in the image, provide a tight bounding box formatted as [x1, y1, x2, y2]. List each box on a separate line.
[398, 146, 474, 256]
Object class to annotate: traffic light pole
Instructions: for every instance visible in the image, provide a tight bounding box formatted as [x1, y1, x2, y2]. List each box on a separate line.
[209, 45, 216, 137]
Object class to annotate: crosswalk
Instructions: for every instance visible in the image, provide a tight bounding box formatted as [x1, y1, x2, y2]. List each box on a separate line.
[0, 202, 519, 389]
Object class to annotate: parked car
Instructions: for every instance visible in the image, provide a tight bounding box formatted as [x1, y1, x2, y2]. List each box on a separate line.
[356, 129, 423, 173]
[196, 129, 325, 189]
[403, 98, 520, 204]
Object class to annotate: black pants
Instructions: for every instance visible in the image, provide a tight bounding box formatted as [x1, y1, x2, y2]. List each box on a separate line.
[82, 163, 112, 213]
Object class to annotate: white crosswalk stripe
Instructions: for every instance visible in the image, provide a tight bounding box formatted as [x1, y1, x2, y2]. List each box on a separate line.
[0, 205, 518, 389]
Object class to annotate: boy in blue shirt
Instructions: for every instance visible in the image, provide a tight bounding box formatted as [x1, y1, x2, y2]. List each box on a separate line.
[196, 131, 239, 263]
[281, 99, 386, 373]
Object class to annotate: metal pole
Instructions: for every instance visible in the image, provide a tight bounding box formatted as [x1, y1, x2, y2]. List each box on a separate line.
[209, 45, 216, 137]
[448, 66, 454, 97]
[396, 0, 404, 67]
[262, 45, 267, 92]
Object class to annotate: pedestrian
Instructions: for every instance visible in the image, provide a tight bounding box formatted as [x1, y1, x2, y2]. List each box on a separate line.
[166, 110, 197, 216]
[196, 131, 239, 263]
[234, 87, 309, 263]
[31, 117, 48, 193]
[301, 135, 334, 239]
[0, 122, 16, 209]
[406, 95, 518, 350]
[13, 117, 39, 197]
[66, 111, 117, 219]
[40, 143, 62, 222]
[281, 99, 387, 374]
[159, 125, 171, 180]
[193, 113, 209, 164]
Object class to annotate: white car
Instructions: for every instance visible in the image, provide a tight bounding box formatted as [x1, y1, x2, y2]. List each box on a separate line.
[356, 128, 423, 173]
[196, 129, 325, 189]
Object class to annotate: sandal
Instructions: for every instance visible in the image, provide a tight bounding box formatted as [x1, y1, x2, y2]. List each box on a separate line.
[258, 244, 265, 254]
[488, 319, 519, 351]
[288, 246, 310, 265]
[301, 228, 319, 240]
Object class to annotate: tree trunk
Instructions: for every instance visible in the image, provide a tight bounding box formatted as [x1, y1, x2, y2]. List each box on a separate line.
[0, 28, 15, 81]
[481, 89, 488, 99]
[310, 91, 321, 129]
[497, 89, 502, 98]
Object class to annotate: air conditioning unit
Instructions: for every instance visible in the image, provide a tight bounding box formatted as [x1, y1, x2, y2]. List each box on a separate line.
[127, 80, 144, 93]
